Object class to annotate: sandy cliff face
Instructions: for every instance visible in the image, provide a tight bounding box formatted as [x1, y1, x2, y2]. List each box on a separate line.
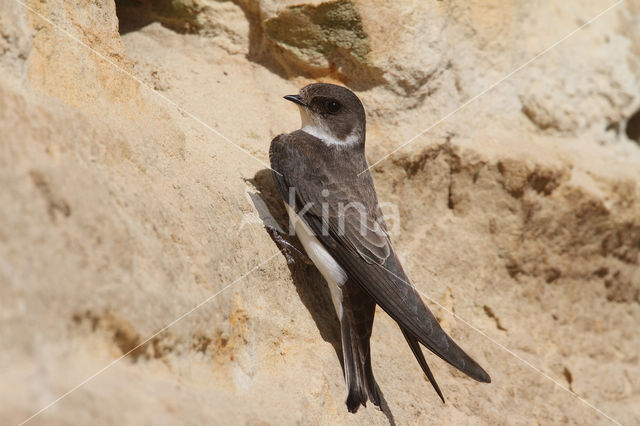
[1, 0, 639, 424]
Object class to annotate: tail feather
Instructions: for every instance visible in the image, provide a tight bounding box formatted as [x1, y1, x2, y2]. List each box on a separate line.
[340, 280, 380, 413]
[402, 327, 445, 403]
[341, 313, 380, 413]
[363, 349, 380, 406]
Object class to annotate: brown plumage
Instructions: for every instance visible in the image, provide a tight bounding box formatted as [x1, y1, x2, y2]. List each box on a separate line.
[270, 83, 490, 412]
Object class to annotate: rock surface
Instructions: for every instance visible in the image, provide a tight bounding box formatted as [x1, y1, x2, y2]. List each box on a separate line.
[1, 0, 639, 424]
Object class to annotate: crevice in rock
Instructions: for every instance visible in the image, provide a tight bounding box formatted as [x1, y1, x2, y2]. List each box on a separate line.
[447, 180, 455, 210]
[563, 367, 574, 391]
[70, 309, 249, 363]
[625, 107, 640, 144]
[29, 169, 71, 221]
[115, 0, 203, 35]
[498, 160, 565, 198]
[604, 270, 640, 304]
[606, 121, 620, 135]
[544, 267, 562, 283]
[483, 305, 507, 331]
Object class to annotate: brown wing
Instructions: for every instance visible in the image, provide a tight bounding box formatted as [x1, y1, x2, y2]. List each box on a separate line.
[270, 131, 490, 383]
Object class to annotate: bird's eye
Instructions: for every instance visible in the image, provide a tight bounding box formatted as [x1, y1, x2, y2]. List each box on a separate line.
[326, 100, 341, 113]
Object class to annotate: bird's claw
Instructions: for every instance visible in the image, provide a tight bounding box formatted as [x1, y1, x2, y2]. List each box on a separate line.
[265, 225, 312, 269]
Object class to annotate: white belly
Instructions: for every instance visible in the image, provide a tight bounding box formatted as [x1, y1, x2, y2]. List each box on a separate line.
[285, 204, 346, 318]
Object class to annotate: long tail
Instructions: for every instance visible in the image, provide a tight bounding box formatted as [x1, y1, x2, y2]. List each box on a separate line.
[401, 327, 445, 403]
[341, 281, 380, 413]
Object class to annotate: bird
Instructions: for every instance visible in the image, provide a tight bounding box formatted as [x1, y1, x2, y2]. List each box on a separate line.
[269, 83, 490, 413]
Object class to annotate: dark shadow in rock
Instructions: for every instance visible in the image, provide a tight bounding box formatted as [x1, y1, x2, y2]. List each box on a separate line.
[625, 107, 640, 144]
[233, 1, 386, 92]
[248, 169, 343, 363]
[377, 387, 397, 426]
[115, 0, 201, 35]
[116, 0, 385, 90]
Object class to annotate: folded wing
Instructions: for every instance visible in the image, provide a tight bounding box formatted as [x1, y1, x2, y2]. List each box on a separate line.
[270, 132, 490, 384]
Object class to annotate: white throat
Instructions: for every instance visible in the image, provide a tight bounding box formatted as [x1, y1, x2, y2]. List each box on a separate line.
[298, 106, 360, 147]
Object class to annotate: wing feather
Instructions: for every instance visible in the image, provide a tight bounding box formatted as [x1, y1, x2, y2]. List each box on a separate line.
[270, 132, 490, 383]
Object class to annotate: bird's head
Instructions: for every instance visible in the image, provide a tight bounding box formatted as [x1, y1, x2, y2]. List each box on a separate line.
[284, 83, 366, 147]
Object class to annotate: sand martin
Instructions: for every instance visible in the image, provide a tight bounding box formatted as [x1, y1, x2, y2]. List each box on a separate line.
[269, 83, 490, 412]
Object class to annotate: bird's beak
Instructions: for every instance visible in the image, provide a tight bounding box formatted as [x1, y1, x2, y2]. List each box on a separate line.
[283, 94, 308, 107]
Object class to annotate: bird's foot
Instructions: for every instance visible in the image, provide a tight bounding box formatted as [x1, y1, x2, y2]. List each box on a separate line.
[265, 225, 312, 269]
